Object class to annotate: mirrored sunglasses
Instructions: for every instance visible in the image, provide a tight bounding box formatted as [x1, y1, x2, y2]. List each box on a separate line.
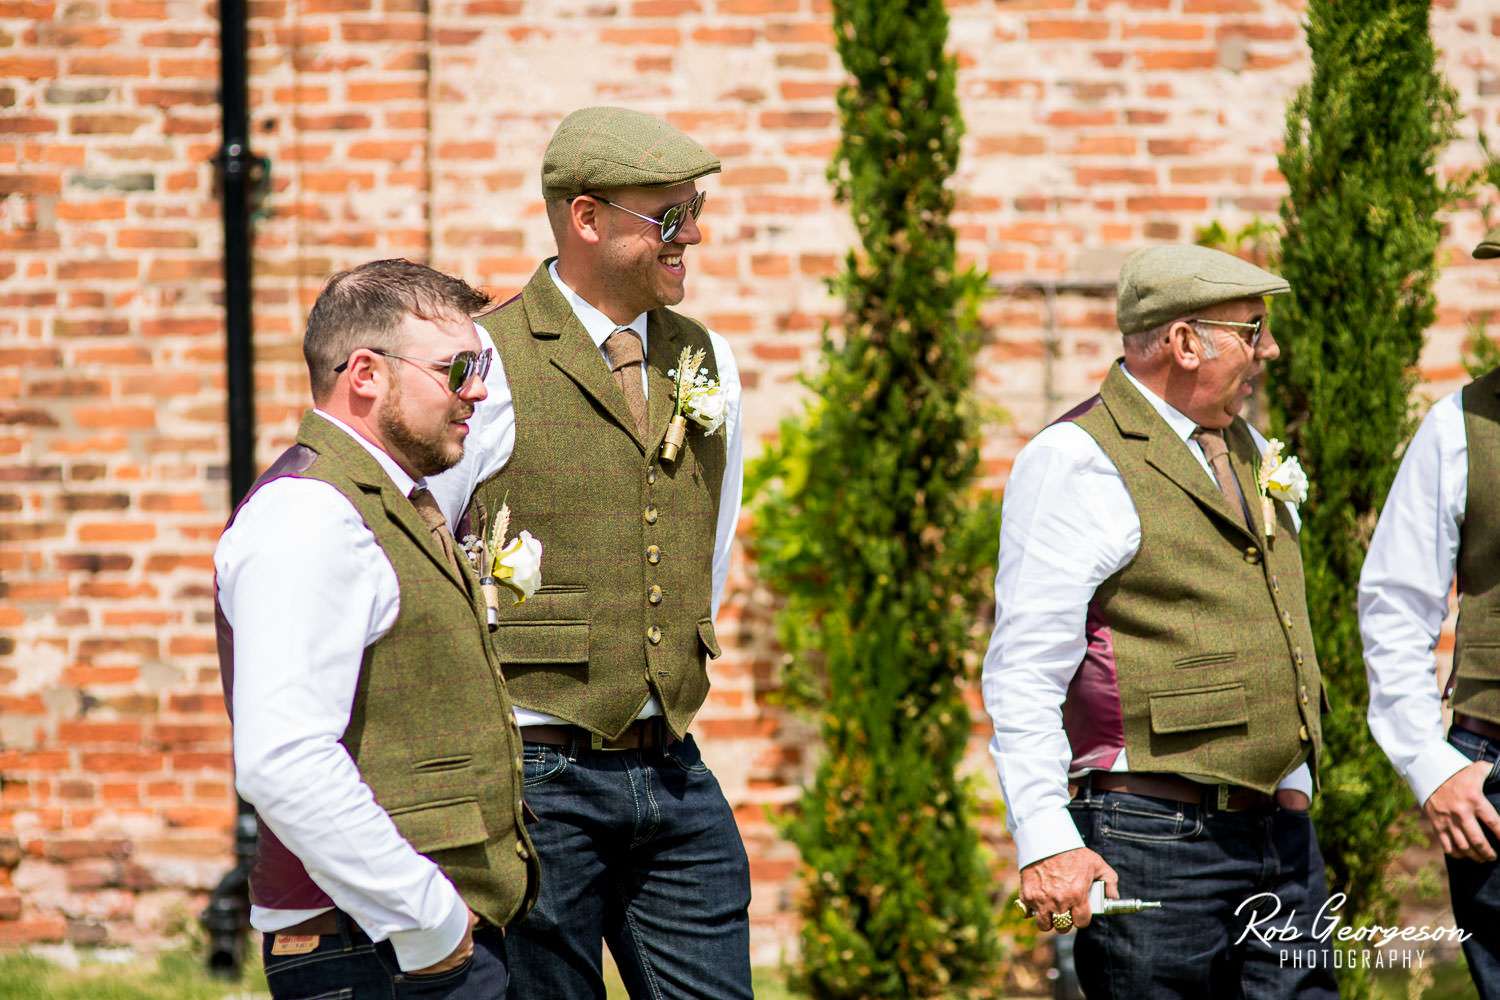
[334, 347, 493, 393]
[587, 191, 707, 243]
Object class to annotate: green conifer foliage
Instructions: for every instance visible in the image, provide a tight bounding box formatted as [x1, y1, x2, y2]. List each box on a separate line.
[746, 0, 999, 996]
[1273, 2, 1461, 989]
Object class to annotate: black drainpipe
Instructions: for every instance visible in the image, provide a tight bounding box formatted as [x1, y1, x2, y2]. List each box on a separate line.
[204, 0, 265, 976]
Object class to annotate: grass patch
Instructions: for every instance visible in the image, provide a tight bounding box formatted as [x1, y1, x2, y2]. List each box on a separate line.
[0, 946, 268, 1000]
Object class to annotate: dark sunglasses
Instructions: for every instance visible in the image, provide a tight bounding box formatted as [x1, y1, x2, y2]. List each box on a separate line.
[334, 347, 493, 393]
[578, 191, 707, 243]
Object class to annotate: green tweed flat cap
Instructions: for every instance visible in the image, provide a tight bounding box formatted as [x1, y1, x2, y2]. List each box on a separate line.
[1116, 244, 1291, 335]
[541, 106, 721, 202]
[1474, 227, 1500, 260]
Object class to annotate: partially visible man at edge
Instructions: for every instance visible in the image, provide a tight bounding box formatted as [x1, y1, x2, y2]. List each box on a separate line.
[427, 107, 748, 999]
[981, 245, 1337, 998]
[1361, 226, 1500, 999]
[214, 259, 538, 999]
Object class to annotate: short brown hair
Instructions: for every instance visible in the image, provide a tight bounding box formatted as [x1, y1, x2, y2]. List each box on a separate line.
[303, 259, 492, 401]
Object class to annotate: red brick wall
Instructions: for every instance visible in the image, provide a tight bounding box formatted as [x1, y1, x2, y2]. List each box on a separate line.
[3, 0, 1500, 966]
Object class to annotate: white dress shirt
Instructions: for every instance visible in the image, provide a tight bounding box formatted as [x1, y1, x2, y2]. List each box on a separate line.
[982, 364, 1312, 870]
[427, 262, 744, 729]
[215, 411, 470, 971]
[1359, 389, 1473, 806]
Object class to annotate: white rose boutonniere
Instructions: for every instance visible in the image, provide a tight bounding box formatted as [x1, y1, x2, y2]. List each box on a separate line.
[1255, 438, 1308, 541]
[661, 346, 724, 463]
[461, 501, 543, 626]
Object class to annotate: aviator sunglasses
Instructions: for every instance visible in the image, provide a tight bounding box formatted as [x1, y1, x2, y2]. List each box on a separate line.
[334, 347, 493, 393]
[575, 191, 707, 244]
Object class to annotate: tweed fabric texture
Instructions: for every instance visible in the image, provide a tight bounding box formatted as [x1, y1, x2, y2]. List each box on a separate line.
[541, 106, 721, 201]
[1475, 228, 1500, 260]
[471, 262, 726, 740]
[1452, 368, 1500, 723]
[1116, 244, 1290, 335]
[216, 412, 538, 927]
[1070, 365, 1323, 793]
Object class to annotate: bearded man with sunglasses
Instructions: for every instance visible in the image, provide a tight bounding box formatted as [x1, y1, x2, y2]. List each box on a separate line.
[427, 107, 747, 1000]
[214, 259, 538, 999]
[981, 245, 1336, 998]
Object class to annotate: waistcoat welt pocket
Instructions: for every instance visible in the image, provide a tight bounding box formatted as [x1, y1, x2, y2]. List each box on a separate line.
[388, 797, 488, 853]
[1148, 682, 1249, 734]
[1172, 651, 1236, 670]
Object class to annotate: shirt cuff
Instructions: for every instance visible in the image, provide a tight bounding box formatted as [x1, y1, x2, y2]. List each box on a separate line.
[1408, 740, 1475, 807]
[1012, 806, 1086, 871]
[1275, 763, 1313, 799]
[385, 892, 471, 972]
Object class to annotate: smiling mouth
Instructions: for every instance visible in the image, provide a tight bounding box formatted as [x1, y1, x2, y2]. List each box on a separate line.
[661, 253, 683, 269]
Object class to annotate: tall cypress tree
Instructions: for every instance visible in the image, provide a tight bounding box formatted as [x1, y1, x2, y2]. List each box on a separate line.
[746, 0, 999, 996]
[1273, 2, 1460, 993]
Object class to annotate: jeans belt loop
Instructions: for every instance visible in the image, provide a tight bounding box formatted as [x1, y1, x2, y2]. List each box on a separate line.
[591, 730, 604, 751]
[1217, 784, 1231, 811]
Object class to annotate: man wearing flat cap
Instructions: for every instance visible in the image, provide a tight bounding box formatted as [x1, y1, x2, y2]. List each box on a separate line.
[981, 244, 1337, 997]
[428, 106, 748, 999]
[1361, 227, 1500, 999]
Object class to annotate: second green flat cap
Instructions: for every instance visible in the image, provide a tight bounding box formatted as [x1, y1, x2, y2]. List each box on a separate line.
[1117, 244, 1291, 335]
[541, 106, 721, 202]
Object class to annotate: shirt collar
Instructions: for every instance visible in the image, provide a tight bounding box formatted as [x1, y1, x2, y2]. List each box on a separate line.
[547, 260, 649, 351]
[1118, 360, 1200, 444]
[312, 408, 423, 497]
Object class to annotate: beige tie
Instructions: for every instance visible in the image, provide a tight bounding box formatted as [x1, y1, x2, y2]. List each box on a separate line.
[603, 326, 650, 438]
[1191, 427, 1248, 530]
[410, 487, 464, 577]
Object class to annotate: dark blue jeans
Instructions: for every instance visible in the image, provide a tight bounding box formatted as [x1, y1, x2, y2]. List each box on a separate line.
[1068, 781, 1338, 999]
[260, 910, 506, 1000]
[1445, 724, 1500, 1000]
[504, 731, 752, 1000]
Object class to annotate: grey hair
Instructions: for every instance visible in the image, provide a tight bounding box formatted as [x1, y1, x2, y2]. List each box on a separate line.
[1123, 318, 1220, 361]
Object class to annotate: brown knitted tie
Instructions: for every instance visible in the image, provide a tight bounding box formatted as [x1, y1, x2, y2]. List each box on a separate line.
[1191, 427, 1248, 529]
[603, 326, 649, 438]
[409, 487, 463, 577]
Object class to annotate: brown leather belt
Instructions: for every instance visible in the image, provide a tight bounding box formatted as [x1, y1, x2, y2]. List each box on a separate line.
[277, 910, 341, 937]
[1455, 714, 1500, 744]
[1076, 771, 1275, 812]
[522, 718, 673, 751]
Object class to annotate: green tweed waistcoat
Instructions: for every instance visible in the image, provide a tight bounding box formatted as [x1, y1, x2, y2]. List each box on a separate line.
[1073, 364, 1323, 792]
[1452, 367, 1500, 723]
[471, 262, 726, 740]
[232, 413, 538, 926]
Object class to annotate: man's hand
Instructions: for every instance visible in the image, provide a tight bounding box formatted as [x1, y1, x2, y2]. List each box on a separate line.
[1019, 848, 1118, 933]
[1423, 761, 1500, 863]
[412, 910, 479, 976]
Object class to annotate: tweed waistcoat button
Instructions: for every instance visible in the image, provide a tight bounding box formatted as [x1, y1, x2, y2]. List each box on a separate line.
[1271, 577, 1280, 593]
[646, 544, 661, 564]
[1299, 725, 1310, 741]
[516, 841, 529, 859]
[1280, 611, 1293, 629]
[644, 505, 658, 524]
[647, 468, 657, 485]
[648, 585, 663, 604]
[1243, 546, 1260, 565]
[1299, 685, 1309, 705]
[1294, 649, 1304, 666]
[647, 625, 662, 644]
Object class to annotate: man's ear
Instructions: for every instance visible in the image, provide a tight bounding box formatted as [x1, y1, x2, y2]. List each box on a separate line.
[1167, 320, 1203, 372]
[343, 349, 385, 401]
[571, 196, 603, 245]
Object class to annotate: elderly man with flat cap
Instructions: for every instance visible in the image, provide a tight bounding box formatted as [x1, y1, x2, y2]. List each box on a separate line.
[981, 245, 1337, 998]
[428, 107, 747, 999]
[1360, 227, 1500, 999]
